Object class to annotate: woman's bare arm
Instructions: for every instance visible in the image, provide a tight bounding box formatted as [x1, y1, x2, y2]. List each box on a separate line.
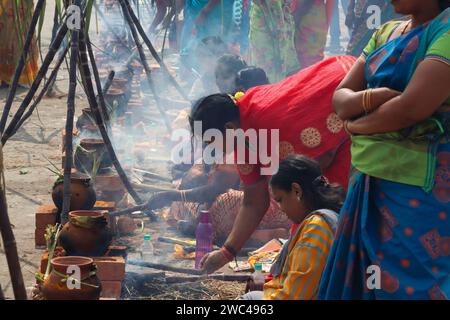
[348, 59, 450, 135]
[333, 57, 401, 120]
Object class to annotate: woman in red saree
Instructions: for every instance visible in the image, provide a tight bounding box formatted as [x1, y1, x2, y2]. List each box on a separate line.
[189, 55, 357, 273]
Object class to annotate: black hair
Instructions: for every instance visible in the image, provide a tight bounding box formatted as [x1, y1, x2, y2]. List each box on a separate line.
[236, 67, 270, 91]
[189, 93, 240, 136]
[270, 155, 345, 213]
[215, 54, 248, 86]
[439, 0, 450, 11]
[195, 36, 229, 59]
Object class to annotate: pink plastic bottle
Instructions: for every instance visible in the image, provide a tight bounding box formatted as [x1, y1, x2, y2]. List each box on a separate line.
[195, 210, 214, 269]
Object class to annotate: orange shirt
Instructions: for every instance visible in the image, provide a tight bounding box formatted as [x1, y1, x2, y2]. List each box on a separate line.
[263, 213, 334, 300]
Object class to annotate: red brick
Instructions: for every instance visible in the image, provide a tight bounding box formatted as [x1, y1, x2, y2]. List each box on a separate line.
[35, 204, 58, 229]
[106, 245, 128, 259]
[39, 247, 66, 274]
[35, 228, 46, 247]
[93, 201, 117, 235]
[93, 256, 125, 281]
[100, 281, 122, 299]
[61, 128, 79, 152]
[93, 201, 116, 212]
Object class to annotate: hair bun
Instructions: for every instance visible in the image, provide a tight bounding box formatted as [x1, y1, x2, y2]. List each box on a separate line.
[312, 175, 330, 188]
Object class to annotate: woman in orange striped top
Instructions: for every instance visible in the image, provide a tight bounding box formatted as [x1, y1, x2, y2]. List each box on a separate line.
[242, 155, 343, 300]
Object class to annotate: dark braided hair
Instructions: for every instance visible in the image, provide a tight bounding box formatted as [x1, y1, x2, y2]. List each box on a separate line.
[270, 155, 345, 213]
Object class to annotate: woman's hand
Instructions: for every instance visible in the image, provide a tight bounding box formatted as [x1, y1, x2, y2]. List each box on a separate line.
[145, 191, 173, 210]
[200, 249, 230, 274]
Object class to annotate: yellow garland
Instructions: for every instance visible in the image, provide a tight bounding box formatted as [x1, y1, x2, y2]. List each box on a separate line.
[234, 91, 245, 101]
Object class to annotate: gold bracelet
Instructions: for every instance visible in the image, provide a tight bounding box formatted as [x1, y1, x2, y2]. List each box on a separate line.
[367, 89, 373, 113]
[344, 120, 353, 135]
[362, 90, 369, 114]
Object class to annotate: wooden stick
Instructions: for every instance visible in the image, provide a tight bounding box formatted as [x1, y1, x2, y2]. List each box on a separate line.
[123, 0, 189, 101]
[131, 182, 174, 192]
[118, 0, 173, 134]
[110, 203, 149, 217]
[102, 70, 116, 95]
[127, 259, 204, 275]
[0, 144, 27, 299]
[77, 22, 143, 205]
[1, 18, 69, 145]
[61, 0, 82, 224]
[0, 0, 46, 134]
[132, 168, 172, 182]
[165, 274, 251, 284]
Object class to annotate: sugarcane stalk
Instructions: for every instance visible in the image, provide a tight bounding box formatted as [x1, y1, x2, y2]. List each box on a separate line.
[118, 0, 173, 134]
[1, 18, 69, 145]
[77, 21, 143, 205]
[0, 141, 27, 300]
[61, 0, 82, 224]
[0, 0, 46, 134]
[123, 0, 188, 101]
[10, 45, 70, 136]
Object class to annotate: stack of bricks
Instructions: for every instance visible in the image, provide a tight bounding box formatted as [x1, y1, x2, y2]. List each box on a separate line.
[93, 256, 126, 299]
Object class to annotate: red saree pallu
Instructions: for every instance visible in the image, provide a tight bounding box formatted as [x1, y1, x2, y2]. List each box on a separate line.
[235, 55, 356, 189]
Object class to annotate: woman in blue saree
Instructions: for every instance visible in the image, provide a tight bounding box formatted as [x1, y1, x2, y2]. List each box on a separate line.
[319, 0, 450, 300]
[180, 0, 234, 69]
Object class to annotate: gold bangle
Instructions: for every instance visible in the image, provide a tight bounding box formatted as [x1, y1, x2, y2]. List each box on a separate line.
[362, 90, 369, 114]
[344, 120, 352, 135]
[367, 89, 373, 112]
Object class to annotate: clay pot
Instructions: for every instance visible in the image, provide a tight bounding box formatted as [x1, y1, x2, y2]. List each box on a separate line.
[74, 138, 112, 175]
[76, 108, 95, 130]
[59, 210, 112, 256]
[105, 88, 126, 117]
[81, 124, 101, 138]
[41, 256, 102, 300]
[52, 174, 97, 212]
